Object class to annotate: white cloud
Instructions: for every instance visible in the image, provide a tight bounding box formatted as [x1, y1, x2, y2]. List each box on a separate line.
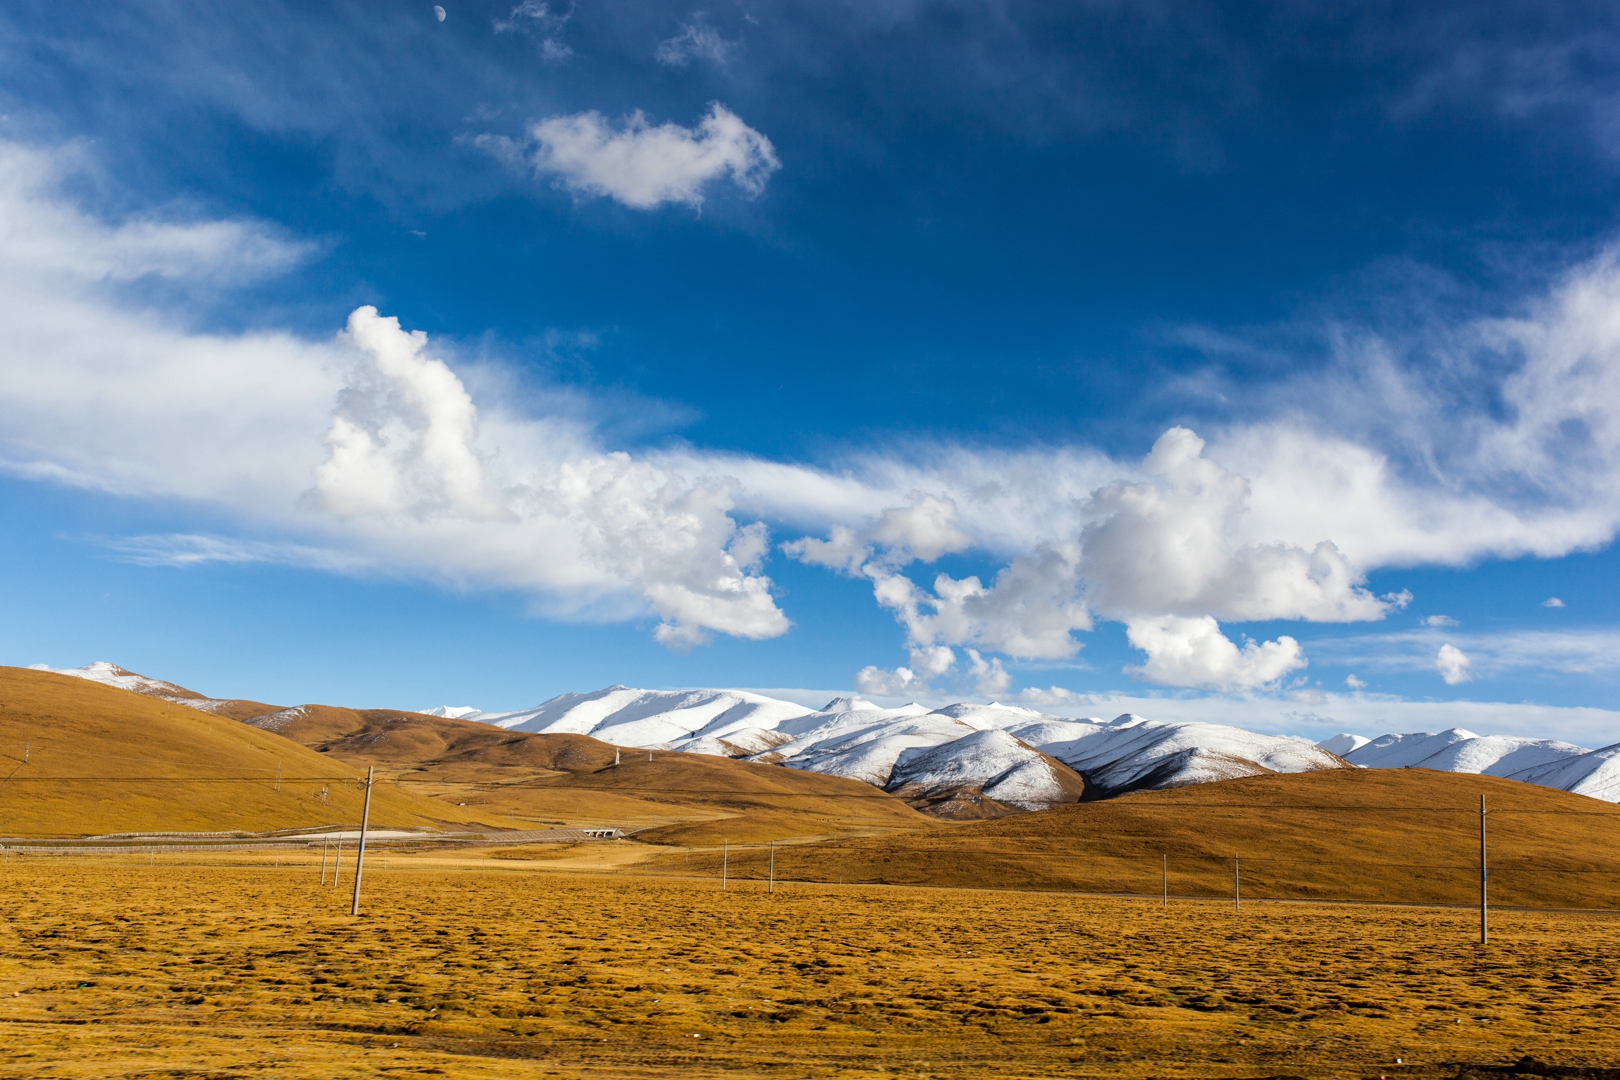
[101, 533, 371, 573]
[11, 135, 1620, 692]
[1436, 643, 1474, 685]
[965, 649, 1011, 697]
[481, 103, 780, 209]
[1421, 614, 1459, 627]
[0, 140, 786, 648]
[864, 546, 1094, 662]
[1312, 627, 1620, 679]
[1344, 674, 1367, 689]
[310, 307, 506, 520]
[492, 2, 571, 59]
[1078, 427, 1397, 623]
[853, 645, 1009, 700]
[1123, 614, 1307, 691]
[1543, 596, 1566, 607]
[869, 493, 975, 563]
[655, 19, 738, 68]
[854, 663, 930, 698]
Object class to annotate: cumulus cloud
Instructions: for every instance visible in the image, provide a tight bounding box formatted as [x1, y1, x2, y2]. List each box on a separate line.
[656, 19, 738, 68]
[1078, 427, 1398, 623]
[1344, 674, 1367, 689]
[869, 493, 976, 563]
[1124, 615, 1307, 691]
[310, 307, 506, 520]
[12, 135, 1620, 693]
[1421, 614, 1459, 627]
[785, 492, 1091, 667]
[479, 103, 780, 209]
[0, 139, 786, 648]
[1436, 643, 1474, 685]
[1543, 596, 1566, 607]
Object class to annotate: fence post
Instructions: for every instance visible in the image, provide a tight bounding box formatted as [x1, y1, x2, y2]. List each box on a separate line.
[722, 841, 727, 891]
[1480, 795, 1488, 946]
[350, 766, 375, 917]
[769, 840, 776, 895]
[1162, 854, 1167, 909]
[1234, 855, 1240, 911]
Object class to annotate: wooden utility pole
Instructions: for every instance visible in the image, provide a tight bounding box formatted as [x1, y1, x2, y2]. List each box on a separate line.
[1480, 795, 1488, 945]
[350, 766, 374, 917]
[768, 840, 776, 895]
[1234, 855, 1241, 911]
[1162, 854, 1167, 909]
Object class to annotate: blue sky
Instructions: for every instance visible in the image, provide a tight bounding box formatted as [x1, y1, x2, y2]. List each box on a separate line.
[3, 2, 1620, 743]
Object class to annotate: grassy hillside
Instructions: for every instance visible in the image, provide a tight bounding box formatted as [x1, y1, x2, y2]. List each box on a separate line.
[0, 667, 507, 836]
[658, 766, 1620, 909]
[259, 705, 935, 842]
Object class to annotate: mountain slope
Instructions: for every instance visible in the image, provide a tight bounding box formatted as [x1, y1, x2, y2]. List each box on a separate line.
[0, 667, 481, 836]
[885, 729, 1086, 817]
[250, 703, 933, 843]
[30, 660, 282, 722]
[1509, 741, 1620, 801]
[1340, 728, 1589, 776]
[475, 687, 1346, 811]
[652, 767, 1620, 909]
[465, 686, 814, 749]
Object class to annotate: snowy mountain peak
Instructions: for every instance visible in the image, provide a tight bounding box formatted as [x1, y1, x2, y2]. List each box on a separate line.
[819, 695, 879, 713]
[1316, 733, 1371, 756]
[423, 706, 483, 720]
[31, 660, 195, 698]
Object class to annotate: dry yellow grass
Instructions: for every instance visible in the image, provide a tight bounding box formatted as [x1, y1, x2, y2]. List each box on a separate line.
[0, 667, 509, 836]
[647, 768, 1620, 910]
[0, 856, 1618, 1079]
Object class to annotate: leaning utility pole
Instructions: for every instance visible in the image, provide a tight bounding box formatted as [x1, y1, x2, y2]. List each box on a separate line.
[350, 766, 375, 917]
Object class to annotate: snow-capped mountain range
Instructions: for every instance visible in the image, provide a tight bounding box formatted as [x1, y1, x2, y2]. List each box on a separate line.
[438, 685, 1620, 807]
[433, 686, 1347, 813]
[30, 663, 1620, 811]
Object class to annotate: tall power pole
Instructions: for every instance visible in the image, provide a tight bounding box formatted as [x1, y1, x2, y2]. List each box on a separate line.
[350, 766, 375, 918]
[1480, 794, 1488, 945]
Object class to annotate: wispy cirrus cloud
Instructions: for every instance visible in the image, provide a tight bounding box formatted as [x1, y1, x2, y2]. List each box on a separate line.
[99, 533, 372, 572]
[1308, 628, 1620, 679]
[655, 18, 738, 68]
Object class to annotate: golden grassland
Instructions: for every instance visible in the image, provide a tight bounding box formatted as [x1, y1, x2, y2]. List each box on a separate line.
[648, 769, 1620, 910]
[0, 856, 1618, 1079]
[0, 668, 510, 835]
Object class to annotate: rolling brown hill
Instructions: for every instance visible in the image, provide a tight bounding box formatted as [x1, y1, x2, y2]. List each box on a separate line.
[248, 704, 936, 842]
[0, 667, 507, 836]
[657, 766, 1620, 909]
